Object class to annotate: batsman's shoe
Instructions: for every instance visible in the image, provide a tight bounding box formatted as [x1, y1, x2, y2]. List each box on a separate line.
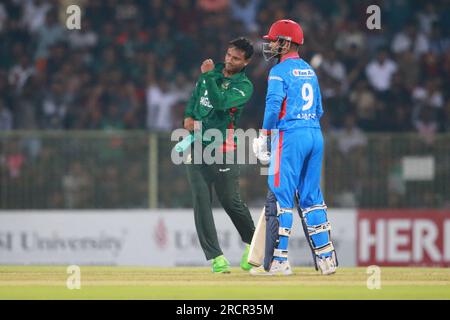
[268, 260, 293, 275]
[249, 261, 293, 276]
[212, 255, 231, 273]
[249, 265, 272, 276]
[317, 255, 337, 275]
[240, 244, 252, 271]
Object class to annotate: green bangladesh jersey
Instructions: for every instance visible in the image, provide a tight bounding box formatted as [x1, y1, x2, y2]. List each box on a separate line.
[184, 63, 254, 148]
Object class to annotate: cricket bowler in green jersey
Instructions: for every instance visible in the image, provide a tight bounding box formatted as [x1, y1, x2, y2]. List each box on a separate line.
[183, 38, 255, 273]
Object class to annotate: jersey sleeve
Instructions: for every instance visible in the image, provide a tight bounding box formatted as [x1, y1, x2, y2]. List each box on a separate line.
[203, 73, 253, 111]
[315, 76, 324, 119]
[262, 67, 287, 130]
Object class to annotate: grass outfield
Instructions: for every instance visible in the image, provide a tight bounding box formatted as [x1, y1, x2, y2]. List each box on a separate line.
[0, 266, 449, 300]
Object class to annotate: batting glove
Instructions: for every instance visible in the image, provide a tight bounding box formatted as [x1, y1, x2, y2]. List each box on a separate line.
[252, 135, 271, 162]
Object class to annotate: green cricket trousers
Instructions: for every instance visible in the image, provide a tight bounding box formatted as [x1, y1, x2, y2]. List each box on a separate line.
[186, 158, 255, 260]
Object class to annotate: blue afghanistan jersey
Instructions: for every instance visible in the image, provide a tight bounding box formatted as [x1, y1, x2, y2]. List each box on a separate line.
[262, 55, 323, 131]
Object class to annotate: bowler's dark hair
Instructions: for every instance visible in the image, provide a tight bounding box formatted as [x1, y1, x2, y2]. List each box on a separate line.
[229, 37, 254, 60]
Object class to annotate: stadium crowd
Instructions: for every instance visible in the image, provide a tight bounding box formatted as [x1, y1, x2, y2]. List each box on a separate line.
[1, 0, 450, 209]
[0, 0, 449, 133]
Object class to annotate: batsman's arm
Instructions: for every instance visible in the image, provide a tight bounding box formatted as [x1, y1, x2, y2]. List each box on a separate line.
[262, 69, 287, 131]
[315, 77, 324, 119]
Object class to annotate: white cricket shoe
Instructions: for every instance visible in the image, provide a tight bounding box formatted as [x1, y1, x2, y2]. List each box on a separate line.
[249, 265, 271, 276]
[250, 260, 293, 276]
[268, 260, 293, 275]
[317, 256, 337, 275]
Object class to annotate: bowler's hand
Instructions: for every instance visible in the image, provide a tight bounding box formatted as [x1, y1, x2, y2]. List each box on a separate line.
[184, 117, 201, 131]
[184, 117, 195, 131]
[201, 59, 215, 73]
[252, 135, 271, 162]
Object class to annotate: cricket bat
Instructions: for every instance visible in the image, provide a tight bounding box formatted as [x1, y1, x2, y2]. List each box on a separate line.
[247, 207, 266, 267]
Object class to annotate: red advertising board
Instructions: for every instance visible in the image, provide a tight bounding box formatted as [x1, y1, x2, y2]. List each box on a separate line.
[357, 210, 450, 267]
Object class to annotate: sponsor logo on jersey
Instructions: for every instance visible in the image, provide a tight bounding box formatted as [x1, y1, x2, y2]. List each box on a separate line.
[292, 69, 315, 77]
[200, 89, 213, 108]
[200, 96, 213, 108]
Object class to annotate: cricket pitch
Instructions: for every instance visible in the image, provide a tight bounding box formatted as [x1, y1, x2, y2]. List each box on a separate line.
[0, 266, 449, 300]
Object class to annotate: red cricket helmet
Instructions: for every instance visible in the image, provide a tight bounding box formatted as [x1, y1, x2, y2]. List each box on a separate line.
[263, 19, 304, 45]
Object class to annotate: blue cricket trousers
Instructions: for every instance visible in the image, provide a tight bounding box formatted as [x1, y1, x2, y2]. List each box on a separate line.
[268, 127, 325, 210]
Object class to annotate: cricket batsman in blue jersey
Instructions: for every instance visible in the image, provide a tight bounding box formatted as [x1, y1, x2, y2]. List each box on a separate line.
[252, 19, 338, 275]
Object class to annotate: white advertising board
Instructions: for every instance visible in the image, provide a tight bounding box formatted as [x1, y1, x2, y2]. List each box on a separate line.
[0, 209, 356, 267]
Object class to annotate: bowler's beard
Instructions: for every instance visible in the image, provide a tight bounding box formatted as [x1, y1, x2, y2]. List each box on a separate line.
[225, 64, 242, 75]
